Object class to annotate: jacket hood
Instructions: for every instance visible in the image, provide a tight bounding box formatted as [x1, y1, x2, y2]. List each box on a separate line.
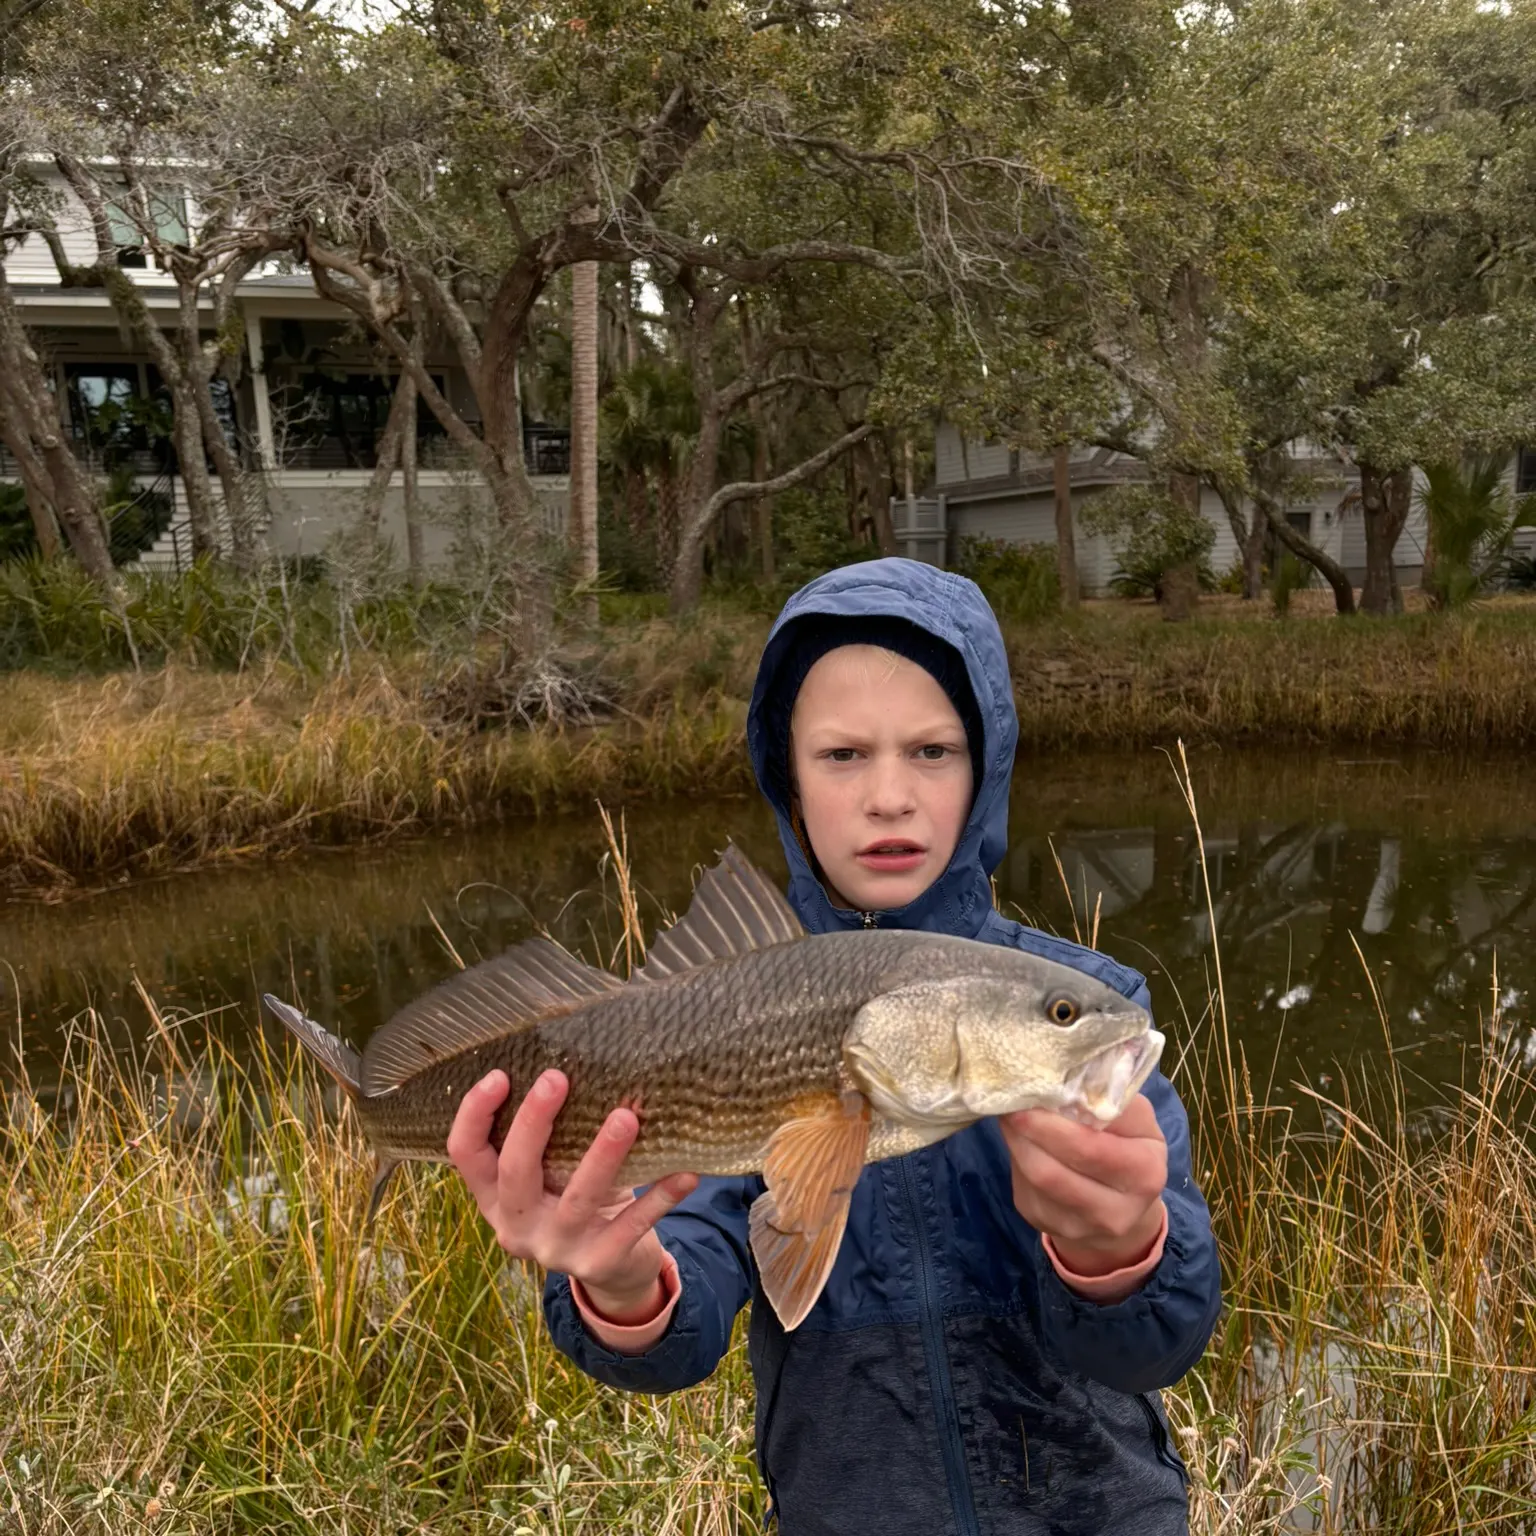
[746, 557, 1018, 936]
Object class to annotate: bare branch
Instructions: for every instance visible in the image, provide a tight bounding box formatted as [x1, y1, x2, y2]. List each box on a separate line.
[703, 422, 875, 522]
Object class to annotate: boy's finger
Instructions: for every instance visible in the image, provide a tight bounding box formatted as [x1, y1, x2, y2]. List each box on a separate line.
[1099, 1094, 1162, 1140]
[1002, 1107, 1165, 1196]
[1010, 1138, 1143, 1241]
[553, 1108, 641, 1233]
[446, 1070, 512, 1199]
[495, 1070, 569, 1222]
[589, 1172, 698, 1269]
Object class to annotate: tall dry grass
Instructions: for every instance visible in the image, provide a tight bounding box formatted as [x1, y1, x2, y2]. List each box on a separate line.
[7, 599, 1536, 891]
[4, 760, 1536, 1533]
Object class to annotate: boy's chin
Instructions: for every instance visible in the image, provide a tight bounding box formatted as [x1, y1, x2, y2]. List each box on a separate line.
[831, 865, 934, 914]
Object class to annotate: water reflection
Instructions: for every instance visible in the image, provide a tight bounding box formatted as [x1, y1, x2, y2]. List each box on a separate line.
[4, 749, 1536, 1114]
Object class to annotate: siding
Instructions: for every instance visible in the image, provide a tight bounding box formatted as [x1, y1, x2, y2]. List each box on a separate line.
[949, 490, 1117, 594]
[2, 169, 177, 287]
[934, 423, 968, 486]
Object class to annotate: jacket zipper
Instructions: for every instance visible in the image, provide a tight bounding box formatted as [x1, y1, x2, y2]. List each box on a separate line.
[1136, 1392, 1188, 1485]
[897, 1155, 981, 1536]
[860, 910, 878, 928]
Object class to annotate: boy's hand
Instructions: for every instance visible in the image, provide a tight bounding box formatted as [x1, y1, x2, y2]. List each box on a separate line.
[447, 1068, 698, 1325]
[998, 1094, 1167, 1278]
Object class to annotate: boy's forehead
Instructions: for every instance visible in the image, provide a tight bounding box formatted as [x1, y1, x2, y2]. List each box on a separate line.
[791, 644, 959, 718]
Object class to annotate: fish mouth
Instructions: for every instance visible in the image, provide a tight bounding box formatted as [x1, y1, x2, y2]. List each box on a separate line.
[1062, 1029, 1166, 1124]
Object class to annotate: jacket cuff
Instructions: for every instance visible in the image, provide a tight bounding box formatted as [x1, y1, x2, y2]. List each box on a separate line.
[1041, 1201, 1168, 1304]
[569, 1249, 682, 1356]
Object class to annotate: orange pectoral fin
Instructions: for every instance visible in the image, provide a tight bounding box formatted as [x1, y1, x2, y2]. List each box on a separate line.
[749, 1189, 853, 1332]
[748, 1091, 871, 1331]
[761, 1090, 871, 1233]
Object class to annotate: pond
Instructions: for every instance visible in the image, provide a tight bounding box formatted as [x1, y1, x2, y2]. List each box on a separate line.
[5, 747, 1536, 1121]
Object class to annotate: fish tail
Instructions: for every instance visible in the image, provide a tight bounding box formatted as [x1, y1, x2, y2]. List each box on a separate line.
[263, 994, 363, 1100]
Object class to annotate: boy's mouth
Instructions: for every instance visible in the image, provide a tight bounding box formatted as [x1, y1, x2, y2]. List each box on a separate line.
[856, 840, 926, 873]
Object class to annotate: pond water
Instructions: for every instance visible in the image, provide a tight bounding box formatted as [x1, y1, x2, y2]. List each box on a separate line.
[5, 748, 1536, 1120]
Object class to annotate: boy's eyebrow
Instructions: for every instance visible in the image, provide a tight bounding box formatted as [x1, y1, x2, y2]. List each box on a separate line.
[797, 719, 968, 744]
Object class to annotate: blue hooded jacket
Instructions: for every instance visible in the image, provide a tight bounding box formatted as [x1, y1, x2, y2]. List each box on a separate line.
[544, 559, 1222, 1535]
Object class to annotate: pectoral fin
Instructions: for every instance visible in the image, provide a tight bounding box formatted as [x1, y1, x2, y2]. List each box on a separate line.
[750, 1194, 853, 1332]
[748, 1092, 870, 1331]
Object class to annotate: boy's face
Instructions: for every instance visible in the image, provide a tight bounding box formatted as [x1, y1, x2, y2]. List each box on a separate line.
[789, 644, 974, 913]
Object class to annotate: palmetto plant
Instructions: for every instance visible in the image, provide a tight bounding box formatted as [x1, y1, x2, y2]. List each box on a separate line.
[1418, 454, 1536, 609]
[600, 359, 699, 580]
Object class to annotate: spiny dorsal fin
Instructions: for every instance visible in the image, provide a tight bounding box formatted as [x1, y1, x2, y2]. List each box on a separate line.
[361, 938, 621, 1097]
[264, 994, 362, 1099]
[634, 845, 804, 984]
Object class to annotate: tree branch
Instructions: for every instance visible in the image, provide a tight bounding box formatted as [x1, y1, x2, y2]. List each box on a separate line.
[704, 422, 875, 522]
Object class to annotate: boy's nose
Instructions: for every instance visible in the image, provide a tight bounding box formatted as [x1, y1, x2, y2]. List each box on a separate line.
[863, 756, 917, 817]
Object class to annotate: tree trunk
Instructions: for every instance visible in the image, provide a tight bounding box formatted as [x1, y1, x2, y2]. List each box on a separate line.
[0, 399, 62, 558]
[1241, 514, 1267, 600]
[361, 369, 415, 533]
[668, 423, 876, 613]
[1053, 443, 1079, 609]
[668, 401, 725, 613]
[1215, 478, 1268, 599]
[168, 375, 220, 559]
[1358, 462, 1411, 616]
[623, 467, 649, 538]
[1419, 504, 1438, 596]
[866, 438, 896, 557]
[1260, 494, 1355, 614]
[0, 267, 114, 582]
[176, 283, 255, 568]
[654, 470, 681, 582]
[747, 395, 772, 576]
[402, 378, 424, 587]
[569, 258, 600, 612]
[1163, 470, 1202, 621]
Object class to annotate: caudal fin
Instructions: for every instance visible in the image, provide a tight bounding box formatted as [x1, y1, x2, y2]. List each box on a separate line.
[263, 994, 363, 1100]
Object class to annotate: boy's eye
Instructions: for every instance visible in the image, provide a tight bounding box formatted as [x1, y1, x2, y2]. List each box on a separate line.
[825, 748, 859, 763]
[917, 745, 952, 761]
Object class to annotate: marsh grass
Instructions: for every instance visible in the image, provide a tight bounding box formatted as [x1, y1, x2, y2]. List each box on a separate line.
[8, 595, 1536, 890]
[6, 762, 1536, 1533]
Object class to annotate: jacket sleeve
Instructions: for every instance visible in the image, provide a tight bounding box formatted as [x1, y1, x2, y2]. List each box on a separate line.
[541, 1173, 758, 1394]
[1031, 985, 1224, 1393]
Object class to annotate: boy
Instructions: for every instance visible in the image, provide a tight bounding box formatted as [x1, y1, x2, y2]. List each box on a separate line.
[448, 559, 1222, 1535]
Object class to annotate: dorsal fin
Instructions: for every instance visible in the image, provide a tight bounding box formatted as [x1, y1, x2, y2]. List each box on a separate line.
[634, 845, 804, 984]
[361, 938, 621, 1097]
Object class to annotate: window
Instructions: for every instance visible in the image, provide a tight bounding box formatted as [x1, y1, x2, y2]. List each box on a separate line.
[106, 189, 189, 267]
[65, 363, 144, 450]
[1518, 446, 1536, 495]
[1286, 510, 1313, 540]
[273, 372, 447, 468]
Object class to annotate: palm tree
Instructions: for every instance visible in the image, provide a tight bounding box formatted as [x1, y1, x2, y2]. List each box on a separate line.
[1419, 455, 1536, 609]
[600, 359, 699, 583]
[569, 259, 601, 608]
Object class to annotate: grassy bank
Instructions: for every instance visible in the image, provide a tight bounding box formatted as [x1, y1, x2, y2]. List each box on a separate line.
[6, 595, 1536, 891]
[5, 957, 1535, 1531]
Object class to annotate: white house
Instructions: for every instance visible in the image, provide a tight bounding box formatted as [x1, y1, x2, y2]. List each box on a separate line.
[1, 166, 569, 571]
[893, 422, 1532, 594]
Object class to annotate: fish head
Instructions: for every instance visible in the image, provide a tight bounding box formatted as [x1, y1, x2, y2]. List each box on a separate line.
[844, 974, 1162, 1128]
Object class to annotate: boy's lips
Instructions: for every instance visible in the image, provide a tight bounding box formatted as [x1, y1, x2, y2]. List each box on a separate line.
[855, 840, 926, 873]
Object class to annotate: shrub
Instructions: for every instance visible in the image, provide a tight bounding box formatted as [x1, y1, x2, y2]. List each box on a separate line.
[1080, 484, 1217, 600]
[1419, 455, 1536, 609]
[951, 534, 1060, 622]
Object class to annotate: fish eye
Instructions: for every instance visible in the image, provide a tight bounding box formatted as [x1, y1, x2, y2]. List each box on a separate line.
[1047, 996, 1079, 1026]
